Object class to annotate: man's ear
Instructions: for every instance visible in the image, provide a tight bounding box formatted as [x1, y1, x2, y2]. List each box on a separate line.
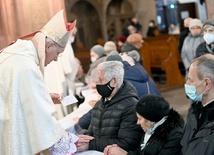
[112, 76, 118, 87]
[205, 78, 212, 90]
[46, 41, 54, 48]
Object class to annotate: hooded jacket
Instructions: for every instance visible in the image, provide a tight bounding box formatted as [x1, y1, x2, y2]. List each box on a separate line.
[123, 62, 160, 99]
[87, 80, 142, 152]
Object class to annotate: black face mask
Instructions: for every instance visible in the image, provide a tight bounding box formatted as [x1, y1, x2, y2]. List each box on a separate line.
[96, 79, 115, 98]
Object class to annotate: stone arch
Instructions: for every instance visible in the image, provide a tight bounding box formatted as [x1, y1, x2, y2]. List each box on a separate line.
[65, 0, 102, 49]
[106, 0, 134, 41]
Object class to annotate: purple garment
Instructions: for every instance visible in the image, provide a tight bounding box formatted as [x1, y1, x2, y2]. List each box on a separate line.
[48, 132, 78, 155]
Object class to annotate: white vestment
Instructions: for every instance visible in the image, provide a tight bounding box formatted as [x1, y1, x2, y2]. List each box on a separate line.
[44, 38, 79, 118]
[0, 39, 66, 155]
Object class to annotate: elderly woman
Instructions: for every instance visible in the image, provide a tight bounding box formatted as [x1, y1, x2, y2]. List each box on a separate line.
[104, 94, 184, 155]
[85, 44, 106, 88]
[195, 19, 214, 57]
[181, 18, 204, 78]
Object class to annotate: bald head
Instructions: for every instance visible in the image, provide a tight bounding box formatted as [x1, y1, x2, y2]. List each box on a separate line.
[184, 17, 193, 27]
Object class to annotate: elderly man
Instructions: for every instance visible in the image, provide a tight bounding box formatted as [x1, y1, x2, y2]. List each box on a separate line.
[77, 61, 142, 152]
[181, 54, 214, 154]
[0, 10, 78, 155]
[195, 20, 214, 57]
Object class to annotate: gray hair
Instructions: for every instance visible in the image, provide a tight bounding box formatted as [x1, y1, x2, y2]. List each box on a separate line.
[97, 61, 124, 88]
[192, 54, 214, 82]
[203, 24, 214, 30]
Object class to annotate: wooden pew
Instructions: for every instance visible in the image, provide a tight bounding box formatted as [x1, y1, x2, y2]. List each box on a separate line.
[140, 35, 185, 89]
[74, 48, 90, 73]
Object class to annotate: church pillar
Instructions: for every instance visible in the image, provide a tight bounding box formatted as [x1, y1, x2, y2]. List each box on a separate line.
[205, 0, 214, 19]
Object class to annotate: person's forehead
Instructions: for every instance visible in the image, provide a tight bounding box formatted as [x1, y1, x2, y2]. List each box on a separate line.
[189, 64, 199, 80]
[203, 25, 214, 30]
[97, 70, 105, 78]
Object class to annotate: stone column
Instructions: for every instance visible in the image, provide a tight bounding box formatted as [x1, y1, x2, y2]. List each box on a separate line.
[205, 0, 214, 19]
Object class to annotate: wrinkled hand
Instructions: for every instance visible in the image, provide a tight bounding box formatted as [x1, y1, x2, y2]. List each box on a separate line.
[50, 93, 63, 104]
[104, 144, 128, 155]
[76, 135, 94, 152]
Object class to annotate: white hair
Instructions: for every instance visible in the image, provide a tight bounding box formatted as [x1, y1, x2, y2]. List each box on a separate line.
[98, 61, 124, 88]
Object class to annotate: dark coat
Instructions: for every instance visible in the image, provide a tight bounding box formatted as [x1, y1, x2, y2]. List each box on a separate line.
[195, 42, 214, 58]
[178, 28, 190, 54]
[88, 80, 142, 152]
[181, 101, 214, 155]
[128, 109, 184, 155]
[77, 63, 160, 131]
[123, 62, 160, 99]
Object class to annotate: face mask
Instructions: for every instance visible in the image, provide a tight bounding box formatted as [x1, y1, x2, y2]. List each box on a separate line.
[96, 79, 115, 98]
[184, 80, 206, 102]
[118, 41, 123, 46]
[149, 23, 154, 27]
[203, 33, 214, 45]
[91, 57, 97, 63]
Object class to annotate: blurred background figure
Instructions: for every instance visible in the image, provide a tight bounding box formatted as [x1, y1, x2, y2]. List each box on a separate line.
[84, 45, 106, 88]
[178, 17, 193, 54]
[195, 20, 214, 58]
[121, 33, 144, 64]
[117, 35, 126, 52]
[127, 25, 137, 35]
[147, 19, 159, 37]
[103, 41, 118, 55]
[168, 23, 180, 35]
[181, 18, 204, 79]
[131, 17, 142, 34]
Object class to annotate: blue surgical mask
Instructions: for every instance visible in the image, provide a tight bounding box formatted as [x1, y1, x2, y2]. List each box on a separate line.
[203, 33, 214, 45]
[184, 80, 206, 102]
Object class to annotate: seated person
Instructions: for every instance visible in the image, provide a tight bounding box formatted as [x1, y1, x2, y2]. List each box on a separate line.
[103, 41, 118, 55]
[76, 61, 142, 152]
[195, 20, 214, 58]
[147, 19, 159, 37]
[74, 53, 160, 133]
[110, 51, 160, 99]
[104, 94, 184, 155]
[84, 45, 106, 88]
[181, 18, 204, 79]
[121, 33, 144, 64]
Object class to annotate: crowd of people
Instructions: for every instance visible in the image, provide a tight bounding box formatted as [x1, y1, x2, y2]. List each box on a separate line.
[0, 9, 214, 155]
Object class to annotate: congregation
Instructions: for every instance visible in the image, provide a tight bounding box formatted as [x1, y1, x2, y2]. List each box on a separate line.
[1, 8, 214, 155]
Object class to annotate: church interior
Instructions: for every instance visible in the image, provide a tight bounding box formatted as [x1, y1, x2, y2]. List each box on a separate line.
[0, 0, 213, 119]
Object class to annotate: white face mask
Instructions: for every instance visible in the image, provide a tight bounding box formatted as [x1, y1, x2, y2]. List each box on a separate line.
[90, 57, 97, 63]
[203, 33, 214, 45]
[118, 41, 123, 46]
[149, 23, 154, 27]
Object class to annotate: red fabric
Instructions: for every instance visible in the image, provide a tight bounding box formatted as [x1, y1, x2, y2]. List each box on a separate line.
[66, 20, 76, 31]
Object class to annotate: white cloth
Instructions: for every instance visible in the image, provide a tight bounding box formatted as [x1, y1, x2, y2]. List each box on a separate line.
[59, 88, 100, 132]
[45, 37, 79, 96]
[44, 37, 79, 118]
[0, 39, 66, 155]
[75, 150, 104, 155]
